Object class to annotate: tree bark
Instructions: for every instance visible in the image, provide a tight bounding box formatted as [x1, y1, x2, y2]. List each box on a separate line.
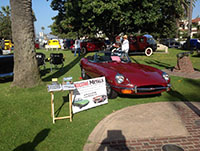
[10, 0, 41, 88]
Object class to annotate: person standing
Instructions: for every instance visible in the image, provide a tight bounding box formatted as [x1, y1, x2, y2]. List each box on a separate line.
[121, 35, 129, 54]
[74, 38, 81, 57]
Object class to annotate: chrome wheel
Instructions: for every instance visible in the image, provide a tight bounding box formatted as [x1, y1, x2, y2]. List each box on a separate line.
[81, 68, 89, 80]
[145, 47, 153, 56]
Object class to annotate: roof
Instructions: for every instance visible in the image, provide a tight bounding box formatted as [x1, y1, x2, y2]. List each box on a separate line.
[144, 34, 153, 38]
[192, 17, 200, 23]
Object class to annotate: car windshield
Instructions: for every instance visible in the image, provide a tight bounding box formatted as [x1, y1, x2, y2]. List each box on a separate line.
[93, 51, 131, 63]
[147, 38, 156, 45]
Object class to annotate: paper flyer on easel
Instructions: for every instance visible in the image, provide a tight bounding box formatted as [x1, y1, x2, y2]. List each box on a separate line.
[72, 77, 108, 114]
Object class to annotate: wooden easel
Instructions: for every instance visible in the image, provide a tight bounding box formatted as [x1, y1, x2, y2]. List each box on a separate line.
[50, 90, 73, 123]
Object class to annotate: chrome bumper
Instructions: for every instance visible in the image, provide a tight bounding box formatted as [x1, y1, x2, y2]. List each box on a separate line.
[112, 84, 171, 94]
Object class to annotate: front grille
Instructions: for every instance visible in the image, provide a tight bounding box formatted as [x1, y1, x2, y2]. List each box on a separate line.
[137, 85, 166, 93]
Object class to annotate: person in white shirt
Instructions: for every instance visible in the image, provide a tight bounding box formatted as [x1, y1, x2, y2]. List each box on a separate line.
[121, 35, 129, 54]
[74, 38, 81, 56]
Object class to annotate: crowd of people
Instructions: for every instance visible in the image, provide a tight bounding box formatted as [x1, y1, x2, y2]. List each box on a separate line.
[112, 35, 129, 54]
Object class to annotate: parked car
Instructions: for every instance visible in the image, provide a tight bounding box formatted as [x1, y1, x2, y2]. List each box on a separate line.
[112, 35, 157, 56]
[4, 40, 14, 50]
[46, 39, 61, 49]
[160, 39, 182, 48]
[35, 41, 40, 49]
[80, 38, 106, 54]
[73, 98, 89, 109]
[93, 95, 107, 103]
[182, 39, 200, 51]
[80, 51, 171, 99]
[0, 54, 14, 79]
[64, 39, 74, 49]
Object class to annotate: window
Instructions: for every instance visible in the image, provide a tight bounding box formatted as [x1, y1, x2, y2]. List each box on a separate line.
[139, 38, 144, 43]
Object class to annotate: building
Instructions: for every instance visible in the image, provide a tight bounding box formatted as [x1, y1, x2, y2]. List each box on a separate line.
[179, 17, 200, 39]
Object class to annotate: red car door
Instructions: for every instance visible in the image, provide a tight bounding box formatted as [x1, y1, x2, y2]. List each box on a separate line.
[86, 42, 95, 51]
[129, 36, 139, 52]
[137, 37, 147, 52]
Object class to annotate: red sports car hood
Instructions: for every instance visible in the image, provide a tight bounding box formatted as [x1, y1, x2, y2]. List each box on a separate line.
[101, 62, 166, 86]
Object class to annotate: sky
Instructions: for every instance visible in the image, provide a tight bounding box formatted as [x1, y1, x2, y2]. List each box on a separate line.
[0, 0, 58, 34]
[0, 0, 200, 35]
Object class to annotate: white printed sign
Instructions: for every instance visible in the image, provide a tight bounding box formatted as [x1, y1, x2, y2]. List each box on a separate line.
[72, 77, 108, 114]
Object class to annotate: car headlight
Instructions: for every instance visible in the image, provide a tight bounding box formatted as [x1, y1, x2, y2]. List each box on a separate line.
[115, 73, 125, 84]
[162, 72, 169, 81]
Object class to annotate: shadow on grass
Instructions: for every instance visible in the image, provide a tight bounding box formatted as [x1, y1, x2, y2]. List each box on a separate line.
[42, 55, 86, 82]
[129, 56, 141, 64]
[185, 78, 200, 88]
[13, 128, 50, 151]
[39, 68, 51, 77]
[145, 59, 173, 70]
[167, 89, 200, 117]
[55, 94, 69, 117]
[192, 54, 200, 58]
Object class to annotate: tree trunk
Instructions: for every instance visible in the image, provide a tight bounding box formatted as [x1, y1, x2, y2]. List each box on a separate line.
[10, 0, 41, 88]
[187, 0, 193, 38]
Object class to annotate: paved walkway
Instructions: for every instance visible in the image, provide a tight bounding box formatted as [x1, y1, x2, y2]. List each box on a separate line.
[83, 102, 200, 151]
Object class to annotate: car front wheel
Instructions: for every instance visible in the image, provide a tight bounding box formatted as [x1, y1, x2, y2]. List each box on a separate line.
[81, 68, 89, 80]
[81, 47, 87, 55]
[145, 47, 153, 56]
[106, 82, 118, 99]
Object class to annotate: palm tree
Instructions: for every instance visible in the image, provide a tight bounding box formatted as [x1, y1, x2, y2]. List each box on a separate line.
[41, 26, 45, 32]
[187, 0, 193, 37]
[41, 26, 45, 37]
[1, 5, 10, 17]
[10, 0, 41, 88]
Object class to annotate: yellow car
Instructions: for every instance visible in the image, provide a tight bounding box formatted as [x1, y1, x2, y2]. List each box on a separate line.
[4, 40, 14, 50]
[47, 39, 61, 49]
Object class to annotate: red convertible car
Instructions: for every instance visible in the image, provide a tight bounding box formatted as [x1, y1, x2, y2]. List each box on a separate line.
[80, 51, 171, 99]
[80, 38, 106, 54]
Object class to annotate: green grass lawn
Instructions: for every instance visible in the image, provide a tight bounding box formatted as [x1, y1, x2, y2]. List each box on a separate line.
[0, 48, 200, 151]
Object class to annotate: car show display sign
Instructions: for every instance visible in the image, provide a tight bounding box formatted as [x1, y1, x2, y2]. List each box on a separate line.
[72, 77, 108, 114]
[47, 77, 75, 123]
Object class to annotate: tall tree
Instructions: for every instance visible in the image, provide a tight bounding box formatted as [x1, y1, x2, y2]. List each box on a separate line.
[1, 5, 11, 16]
[10, 0, 41, 88]
[50, 0, 184, 40]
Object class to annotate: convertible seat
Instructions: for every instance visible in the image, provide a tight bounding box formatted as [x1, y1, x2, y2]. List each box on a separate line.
[111, 56, 121, 62]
